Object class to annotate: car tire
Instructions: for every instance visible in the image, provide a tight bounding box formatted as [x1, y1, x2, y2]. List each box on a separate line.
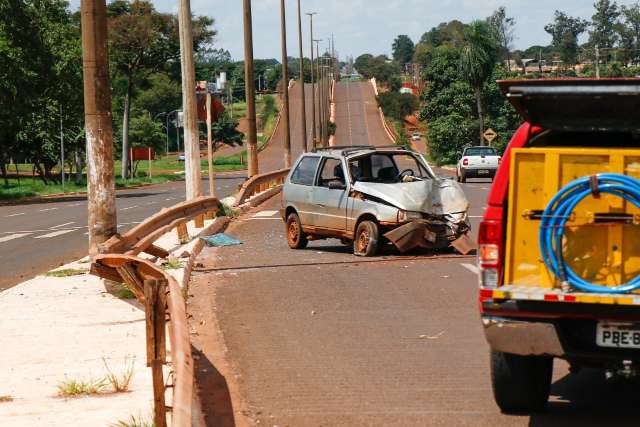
[490, 350, 552, 414]
[286, 213, 308, 249]
[460, 171, 467, 183]
[354, 220, 379, 257]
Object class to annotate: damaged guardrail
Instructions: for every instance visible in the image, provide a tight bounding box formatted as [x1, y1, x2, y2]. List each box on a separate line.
[234, 168, 290, 208]
[90, 196, 222, 427]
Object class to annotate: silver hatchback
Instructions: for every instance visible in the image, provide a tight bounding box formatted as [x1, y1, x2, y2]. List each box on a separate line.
[281, 146, 472, 256]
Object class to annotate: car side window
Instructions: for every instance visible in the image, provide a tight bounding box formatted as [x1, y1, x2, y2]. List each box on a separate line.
[290, 156, 320, 186]
[317, 158, 345, 187]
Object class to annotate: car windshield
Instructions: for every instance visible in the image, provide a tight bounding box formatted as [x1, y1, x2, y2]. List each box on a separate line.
[465, 147, 497, 156]
[348, 152, 430, 183]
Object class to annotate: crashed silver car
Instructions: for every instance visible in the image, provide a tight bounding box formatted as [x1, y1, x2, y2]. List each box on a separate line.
[280, 146, 473, 256]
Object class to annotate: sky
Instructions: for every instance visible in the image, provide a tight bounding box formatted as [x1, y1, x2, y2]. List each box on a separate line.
[68, 0, 640, 61]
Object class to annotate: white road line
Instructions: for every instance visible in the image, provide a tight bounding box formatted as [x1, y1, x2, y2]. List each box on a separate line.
[68, 203, 82, 207]
[5, 213, 25, 217]
[252, 210, 278, 218]
[39, 208, 58, 212]
[34, 229, 76, 239]
[0, 233, 31, 243]
[461, 263, 480, 275]
[50, 221, 75, 229]
[469, 215, 484, 218]
[120, 205, 138, 211]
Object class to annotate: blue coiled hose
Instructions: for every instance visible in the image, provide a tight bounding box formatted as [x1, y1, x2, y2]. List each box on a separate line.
[539, 173, 640, 294]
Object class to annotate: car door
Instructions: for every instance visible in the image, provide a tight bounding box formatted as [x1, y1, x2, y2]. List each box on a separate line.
[311, 157, 349, 232]
[287, 155, 321, 225]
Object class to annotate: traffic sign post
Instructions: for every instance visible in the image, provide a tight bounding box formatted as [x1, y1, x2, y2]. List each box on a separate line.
[483, 128, 497, 144]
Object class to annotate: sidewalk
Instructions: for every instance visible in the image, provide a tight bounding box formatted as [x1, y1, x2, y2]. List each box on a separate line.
[0, 216, 223, 426]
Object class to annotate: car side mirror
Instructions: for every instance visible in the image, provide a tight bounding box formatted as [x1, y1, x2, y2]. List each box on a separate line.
[328, 180, 346, 190]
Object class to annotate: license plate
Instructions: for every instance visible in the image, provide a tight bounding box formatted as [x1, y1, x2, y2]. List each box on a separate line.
[478, 169, 490, 175]
[596, 322, 640, 349]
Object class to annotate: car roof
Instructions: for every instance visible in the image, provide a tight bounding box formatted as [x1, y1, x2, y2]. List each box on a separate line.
[310, 145, 413, 158]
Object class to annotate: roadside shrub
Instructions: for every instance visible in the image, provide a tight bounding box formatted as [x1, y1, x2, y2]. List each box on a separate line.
[377, 92, 418, 122]
[427, 114, 477, 165]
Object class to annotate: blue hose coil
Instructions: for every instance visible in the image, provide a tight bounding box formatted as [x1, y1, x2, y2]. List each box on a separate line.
[539, 173, 640, 294]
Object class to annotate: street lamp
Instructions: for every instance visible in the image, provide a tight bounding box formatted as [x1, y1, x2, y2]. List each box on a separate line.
[306, 12, 317, 149]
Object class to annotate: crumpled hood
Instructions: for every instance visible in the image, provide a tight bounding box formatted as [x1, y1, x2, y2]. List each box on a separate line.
[353, 178, 469, 215]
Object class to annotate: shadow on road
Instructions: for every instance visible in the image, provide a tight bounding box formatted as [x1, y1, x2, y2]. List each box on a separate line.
[192, 346, 236, 427]
[529, 368, 639, 426]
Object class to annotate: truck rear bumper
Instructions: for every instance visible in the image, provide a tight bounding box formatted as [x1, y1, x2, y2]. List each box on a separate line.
[482, 316, 564, 357]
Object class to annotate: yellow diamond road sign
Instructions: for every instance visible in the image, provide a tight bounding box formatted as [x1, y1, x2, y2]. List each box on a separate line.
[483, 128, 497, 143]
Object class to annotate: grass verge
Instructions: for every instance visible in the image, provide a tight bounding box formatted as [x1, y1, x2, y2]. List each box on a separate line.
[109, 415, 154, 427]
[57, 378, 107, 397]
[44, 268, 87, 278]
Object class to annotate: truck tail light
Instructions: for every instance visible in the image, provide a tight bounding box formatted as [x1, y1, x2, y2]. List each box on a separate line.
[478, 220, 503, 289]
[463, 158, 469, 166]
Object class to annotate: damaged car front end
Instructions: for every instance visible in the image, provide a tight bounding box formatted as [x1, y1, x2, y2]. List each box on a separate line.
[350, 177, 473, 254]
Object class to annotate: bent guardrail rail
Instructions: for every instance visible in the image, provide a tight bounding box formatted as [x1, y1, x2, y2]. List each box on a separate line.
[90, 196, 221, 427]
[235, 168, 290, 207]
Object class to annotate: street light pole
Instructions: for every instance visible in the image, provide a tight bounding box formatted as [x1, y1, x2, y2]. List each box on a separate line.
[59, 103, 64, 191]
[280, 0, 292, 168]
[314, 39, 322, 146]
[178, 0, 202, 200]
[80, 0, 117, 251]
[296, 0, 308, 153]
[306, 13, 317, 149]
[243, 0, 259, 176]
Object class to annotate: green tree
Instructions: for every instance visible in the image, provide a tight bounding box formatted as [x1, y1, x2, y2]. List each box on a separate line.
[459, 21, 499, 145]
[544, 11, 588, 64]
[376, 92, 418, 122]
[590, 0, 621, 48]
[621, 3, 640, 63]
[487, 7, 516, 71]
[392, 35, 415, 65]
[354, 53, 373, 76]
[212, 112, 243, 148]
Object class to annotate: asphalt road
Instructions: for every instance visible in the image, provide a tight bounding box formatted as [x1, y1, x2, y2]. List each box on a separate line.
[0, 174, 245, 291]
[187, 80, 639, 426]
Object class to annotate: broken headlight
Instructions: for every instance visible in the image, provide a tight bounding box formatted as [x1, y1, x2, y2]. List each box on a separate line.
[397, 210, 423, 222]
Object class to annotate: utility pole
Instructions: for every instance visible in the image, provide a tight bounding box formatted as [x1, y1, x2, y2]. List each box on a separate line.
[178, 0, 202, 200]
[596, 45, 601, 79]
[206, 93, 215, 196]
[314, 39, 322, 146]
[59, 103, 64, 191]
[296, 0, 308, 153]
[280, 0, 292, 167]
[80, 0, 117, 250]
[243, 0, 259, 176]
[306, 13, 317, 149]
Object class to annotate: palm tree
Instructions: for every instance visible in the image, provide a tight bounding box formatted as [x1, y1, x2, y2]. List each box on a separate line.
[459, 21, 499, 145]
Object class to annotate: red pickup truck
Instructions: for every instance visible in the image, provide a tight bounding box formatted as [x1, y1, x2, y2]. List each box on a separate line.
[478, 79, 640, 413]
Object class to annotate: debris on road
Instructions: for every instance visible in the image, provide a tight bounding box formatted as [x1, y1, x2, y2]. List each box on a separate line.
[201, 233, 243, 247]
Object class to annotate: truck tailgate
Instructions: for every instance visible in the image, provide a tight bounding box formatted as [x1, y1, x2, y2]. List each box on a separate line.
[505, 147, 640, 295]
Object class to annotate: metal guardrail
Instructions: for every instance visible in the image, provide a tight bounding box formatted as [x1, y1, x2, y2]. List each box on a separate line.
[235, 168, 290, 207]
[90, 196, 221, 427]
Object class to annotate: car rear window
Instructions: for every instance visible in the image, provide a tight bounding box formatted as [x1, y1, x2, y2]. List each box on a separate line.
[290, 156, 320, 186]
[465, 147, 497, 156]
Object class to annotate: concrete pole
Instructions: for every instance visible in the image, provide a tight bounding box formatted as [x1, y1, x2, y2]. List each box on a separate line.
[243, 0, 259, 176]
[596, 45, 601, 79]
[280, 0, 292, 168]
[206, 93, 215, 197]
[178, 0, 202, 200]
[306, 13, 317, 149]
[296, 0, 308, 153]
[80, 0, 117, 251]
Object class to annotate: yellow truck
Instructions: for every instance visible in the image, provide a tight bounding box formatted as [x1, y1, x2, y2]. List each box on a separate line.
[478, 79, 640, 413]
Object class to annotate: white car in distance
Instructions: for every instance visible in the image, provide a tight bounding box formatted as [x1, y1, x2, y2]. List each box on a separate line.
[456, 146, 501, 183]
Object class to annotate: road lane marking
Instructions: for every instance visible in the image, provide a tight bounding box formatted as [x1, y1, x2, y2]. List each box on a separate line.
[120, 205, 138, 211]
[34, 229, 76, 239]
[68, 203, 82, 207]
[39, 208, 58, 212]
[5, 213, 25, 217]
[252, 210, 278, 218]
[461, 263, 479, 275]
[50, 222, 75, 229]
[0, 233, 31, 243]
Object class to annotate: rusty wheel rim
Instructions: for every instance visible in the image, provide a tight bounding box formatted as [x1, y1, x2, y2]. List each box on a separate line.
[288, 220, 299, 244]
[357, 228, 370, 253]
